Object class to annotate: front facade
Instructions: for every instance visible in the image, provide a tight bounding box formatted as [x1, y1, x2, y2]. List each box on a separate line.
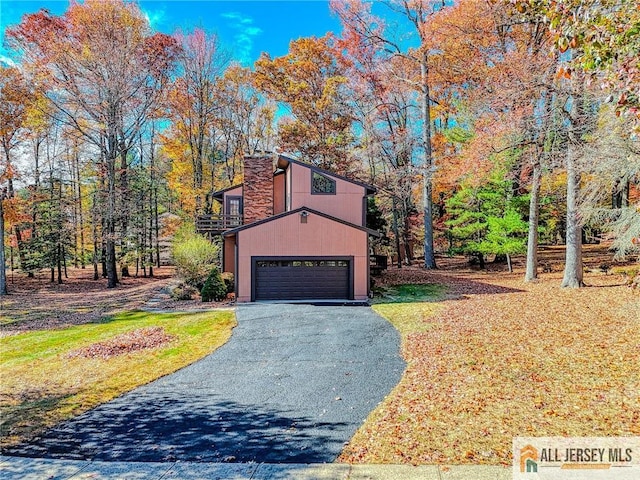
[203, 154, 378, 302]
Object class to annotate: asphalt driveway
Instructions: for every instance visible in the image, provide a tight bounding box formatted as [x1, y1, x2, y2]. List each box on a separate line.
[7, 304, 405, 463]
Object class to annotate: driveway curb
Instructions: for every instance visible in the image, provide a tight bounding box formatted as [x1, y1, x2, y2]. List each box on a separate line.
[0, 456, 511, 479]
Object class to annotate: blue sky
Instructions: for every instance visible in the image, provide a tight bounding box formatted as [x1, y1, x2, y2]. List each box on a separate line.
[0, 0, 342, 66]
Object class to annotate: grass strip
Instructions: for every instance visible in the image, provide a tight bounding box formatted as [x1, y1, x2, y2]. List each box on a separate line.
[0, 309, 235, 447]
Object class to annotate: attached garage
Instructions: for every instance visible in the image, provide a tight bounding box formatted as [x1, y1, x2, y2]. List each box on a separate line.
[252, 257, 353, 301]
[224, 207, 379, 303]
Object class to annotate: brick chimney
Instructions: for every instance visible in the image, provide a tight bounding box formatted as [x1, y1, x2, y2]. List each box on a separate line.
[243, 155, 274, 224]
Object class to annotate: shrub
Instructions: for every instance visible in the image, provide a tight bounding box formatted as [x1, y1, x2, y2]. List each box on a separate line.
[170, 284, 197, 301]
[201, 268, 227, 302]
[221, 272, 234, 295]
[171, 227, 219, 288]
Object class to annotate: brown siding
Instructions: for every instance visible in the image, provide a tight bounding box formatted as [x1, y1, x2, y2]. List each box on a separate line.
[223, 236, 235, 273]
[243, 155, 274, 224]
[235, 211, 369, 302]
[273, 172, 286, 215]
[290, 163, 366, 226]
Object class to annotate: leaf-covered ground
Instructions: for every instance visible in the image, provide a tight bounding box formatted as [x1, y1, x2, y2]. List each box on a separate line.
[0, 266, 233, 335]
[340, 248, 639, 465]
[0, 268, 175, 334]
[66, 327, 175, 360]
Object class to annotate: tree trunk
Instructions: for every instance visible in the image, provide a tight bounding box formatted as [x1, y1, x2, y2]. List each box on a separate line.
[119, 143, 130, 278]
[106, 238, 117, 288]
[63, 244, 68, 278]
[402, 202, 413, 265]
[105, 148, 118, 288]
[148, 129, 156, 276]
[93, 227, 99, 280]
[148, 189, 154, 277]
[0, 195, 7, 295]
[561, 141, 583, 287]
[525, 160, 542, 281]
[154, 187, 161, 267]
[421, 52, 436, 269]
[102, 243, 107, 278]
[57, 244, 63, 284]
[75, 147, 86, 268]
[561, 61, 585, 288]
[392, 197, 402, 268]
[141, 189, 147, 278]
[562, 124, 584, 288]
[69, 147, 79, 269]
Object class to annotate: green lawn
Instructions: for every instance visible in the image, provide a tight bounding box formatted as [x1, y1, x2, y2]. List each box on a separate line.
[372, 283, 446, 305]
[372, 283, 446, 335]
[0, 309, 236, 447]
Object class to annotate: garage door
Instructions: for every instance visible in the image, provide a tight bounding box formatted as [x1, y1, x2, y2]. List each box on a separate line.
[254, 258, 351, 301]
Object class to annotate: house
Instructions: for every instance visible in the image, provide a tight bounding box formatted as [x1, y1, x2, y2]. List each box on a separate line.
[197, 154, 380, 302]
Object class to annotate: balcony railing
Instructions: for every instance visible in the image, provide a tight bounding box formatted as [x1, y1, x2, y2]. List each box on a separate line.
[196, 214, 244, 235]
[370, 254, 388, 276]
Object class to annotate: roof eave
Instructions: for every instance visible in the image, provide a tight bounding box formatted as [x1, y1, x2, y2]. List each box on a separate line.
[223, 206, 382, 238]
[277, 154, 377, 194]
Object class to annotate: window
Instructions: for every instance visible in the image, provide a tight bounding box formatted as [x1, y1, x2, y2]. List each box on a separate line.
[312, 171, 336, 194]
[255, 260, 349, 268]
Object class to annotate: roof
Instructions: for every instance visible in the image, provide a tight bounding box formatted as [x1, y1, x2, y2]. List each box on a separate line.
[276, 155, 377, 195]
[223, 206, 382, 238]
[208, 184, 243, 202]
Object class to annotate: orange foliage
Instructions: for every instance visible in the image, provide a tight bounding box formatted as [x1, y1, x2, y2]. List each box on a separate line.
[254, 35, 354, 172]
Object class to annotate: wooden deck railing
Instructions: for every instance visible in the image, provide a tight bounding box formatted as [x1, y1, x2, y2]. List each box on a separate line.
[196, 214, 243, 235]
[370, 254, 388, 276]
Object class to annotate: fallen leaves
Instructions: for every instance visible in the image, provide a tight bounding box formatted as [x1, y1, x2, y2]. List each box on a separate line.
[0, 267, 176, 333]
[66, 327, 175, 360]
[340, 253, 640, 466]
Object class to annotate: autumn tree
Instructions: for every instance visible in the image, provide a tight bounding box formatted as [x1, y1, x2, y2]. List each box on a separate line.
[164, 61, 273, 215]
[334, 21, 420, 264]
[331, 0, 448, 268]
[0, 187, 5, 295]
[214, 64, 276, 184]
[581, 107, 640, 260]
[542, 0, 640, 121]
[0, 66, 34, 294]
[424, 0, 568, 281]
[254, 35, 355, 172]
[7, 0, 179, 288]
[507, 0, 638, 286]
[168, 29, 227, 211]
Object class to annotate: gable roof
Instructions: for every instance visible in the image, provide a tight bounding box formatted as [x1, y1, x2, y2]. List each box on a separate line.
[223, 206, 382, 237]
[276, 155, 377, 195]
[209, 184, 243, 202]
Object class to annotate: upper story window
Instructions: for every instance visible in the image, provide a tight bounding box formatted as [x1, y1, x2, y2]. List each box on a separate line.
[312, 171, 336, 195]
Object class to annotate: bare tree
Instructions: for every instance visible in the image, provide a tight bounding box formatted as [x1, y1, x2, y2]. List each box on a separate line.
[170, 29, 227, 210]
[331, 0, 443, 268]
[0, 187, 7, 295]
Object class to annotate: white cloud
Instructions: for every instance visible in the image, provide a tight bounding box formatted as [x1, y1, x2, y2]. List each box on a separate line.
[0, 55, 17, 68]
[244, 26, 262, 36]
[220, 11, 262, 65]
[142, 7, 167, 29]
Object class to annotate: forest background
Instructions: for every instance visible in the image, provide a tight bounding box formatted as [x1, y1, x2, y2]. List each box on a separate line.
[1, 0, 638, 294]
